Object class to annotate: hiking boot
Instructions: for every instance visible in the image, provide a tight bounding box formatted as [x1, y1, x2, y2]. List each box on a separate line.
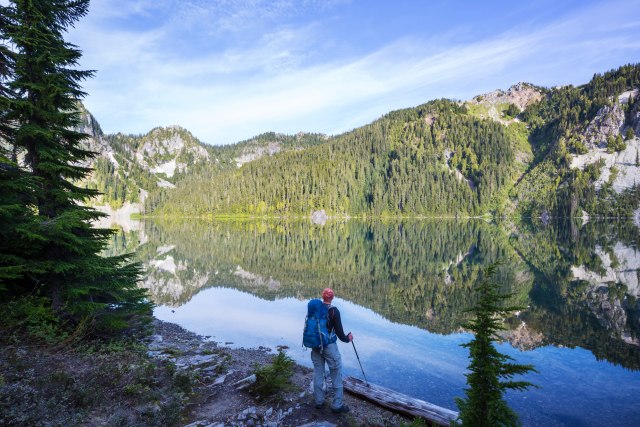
[331, 405, 350, 414]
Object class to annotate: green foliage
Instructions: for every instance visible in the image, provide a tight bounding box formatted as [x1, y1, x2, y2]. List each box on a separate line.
[606, 134, 626, 153]
[504, 103, 520, 119]
[172, 370, 194, 395]
[4, 296, 69, 344]
[0, 157, 43, 292]
[455, 264, 537, 427]
[150, 100, 517, 217]
[0, 0, 152, 334]
[625, 127, 635, 141]
[252, 350, 295, 399]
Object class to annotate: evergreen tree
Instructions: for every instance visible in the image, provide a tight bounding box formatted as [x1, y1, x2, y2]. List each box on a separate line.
[625, 127, 635, 141]
[455, 263, 537, 427]
[2, 0, 150, 333]
[0, 5, 39, 293]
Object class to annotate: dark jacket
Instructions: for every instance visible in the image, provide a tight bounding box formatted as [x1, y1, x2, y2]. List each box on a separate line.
[327, 305, 349, 343]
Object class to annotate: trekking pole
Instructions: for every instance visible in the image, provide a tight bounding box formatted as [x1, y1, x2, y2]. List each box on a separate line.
[351, 340, 368, 385]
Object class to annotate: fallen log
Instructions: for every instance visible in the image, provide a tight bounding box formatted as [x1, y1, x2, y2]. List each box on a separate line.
[343, 376, 459, 426]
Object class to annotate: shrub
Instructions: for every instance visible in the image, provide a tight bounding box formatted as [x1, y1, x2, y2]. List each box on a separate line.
[251, 350, 294, 399]
[172, 370, 193, 395]
[4, 296, 69, 344]
[505, 103, 520, 118]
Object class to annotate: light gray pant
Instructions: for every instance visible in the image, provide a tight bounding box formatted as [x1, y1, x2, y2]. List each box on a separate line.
[311, 343, 344, 409]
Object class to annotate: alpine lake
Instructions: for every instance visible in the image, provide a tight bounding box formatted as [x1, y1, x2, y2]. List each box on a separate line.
[107, 218, 640, 427]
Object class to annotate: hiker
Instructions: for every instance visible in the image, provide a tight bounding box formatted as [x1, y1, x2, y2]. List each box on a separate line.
[311, 287, 353, 414]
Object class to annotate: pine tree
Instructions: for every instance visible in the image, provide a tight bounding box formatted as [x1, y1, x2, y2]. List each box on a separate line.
[455, 263, 537, 427]
[2, 0, 150, 333]
[0, 6, 40, 293]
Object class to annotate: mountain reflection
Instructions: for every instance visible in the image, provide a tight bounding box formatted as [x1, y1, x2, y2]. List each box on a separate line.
[109, 218, 640, 370]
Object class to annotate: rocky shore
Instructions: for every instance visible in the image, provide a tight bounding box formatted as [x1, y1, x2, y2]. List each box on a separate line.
[0, 318, 410, 427]
[148, 320, 409, 427]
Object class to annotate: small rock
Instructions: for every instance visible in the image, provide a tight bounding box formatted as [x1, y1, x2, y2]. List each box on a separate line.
[264, 407, 273, 417]
[213, 374, 226, 385]
[185, 354, 219, 368]
[299, 422, 337, 427]
[233, 374, 256, 390]
[311, 209, 328, 225]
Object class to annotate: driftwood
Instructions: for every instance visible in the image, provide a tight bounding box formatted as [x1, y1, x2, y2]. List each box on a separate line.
[343, 376, 459, 426]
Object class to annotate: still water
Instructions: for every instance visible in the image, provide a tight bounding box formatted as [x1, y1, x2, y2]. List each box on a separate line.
[110, 219, 640, 426]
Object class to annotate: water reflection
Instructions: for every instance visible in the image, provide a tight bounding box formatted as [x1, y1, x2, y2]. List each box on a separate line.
[119, 218, 640, 370]
[105, 218, 640, 426]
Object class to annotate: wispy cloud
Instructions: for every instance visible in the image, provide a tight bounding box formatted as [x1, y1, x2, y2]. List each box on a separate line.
[68, 0, 640, 144]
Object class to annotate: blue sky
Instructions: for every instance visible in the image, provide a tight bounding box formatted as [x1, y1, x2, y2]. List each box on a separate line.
[62, 0, 640, 145]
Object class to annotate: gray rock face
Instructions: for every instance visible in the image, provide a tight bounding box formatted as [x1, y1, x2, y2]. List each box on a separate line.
[586, 286, 627, 332]
[470, 82, 543, 111]
[311, 210, 328, 225]
[585, 103, 626, 148]
[630, 106, 640, 136]
[235, 142, 282, 168]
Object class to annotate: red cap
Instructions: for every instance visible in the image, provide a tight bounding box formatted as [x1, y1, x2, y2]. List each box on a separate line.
[322, 288, 334, 303]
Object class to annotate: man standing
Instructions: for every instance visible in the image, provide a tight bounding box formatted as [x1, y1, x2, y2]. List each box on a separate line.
[312, 287, 353, 414]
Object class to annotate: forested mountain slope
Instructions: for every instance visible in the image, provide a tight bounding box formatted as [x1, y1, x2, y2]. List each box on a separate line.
[147, 99, 528, 216]
[514, 64, 640, 219]
[79, 108, 326, 210]
[85, 63, 640, 219]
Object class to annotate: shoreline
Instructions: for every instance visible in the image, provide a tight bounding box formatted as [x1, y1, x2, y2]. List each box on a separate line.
[148, 318, 410, 426]
[0, 316, 409, 427]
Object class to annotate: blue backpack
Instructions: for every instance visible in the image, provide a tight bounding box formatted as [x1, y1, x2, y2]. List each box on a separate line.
[303, 299, 337, 350]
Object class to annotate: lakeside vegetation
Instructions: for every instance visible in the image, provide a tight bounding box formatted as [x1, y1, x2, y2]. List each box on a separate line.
[1, 1, 639, 425]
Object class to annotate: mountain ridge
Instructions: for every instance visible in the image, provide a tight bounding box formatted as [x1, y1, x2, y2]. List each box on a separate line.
[82, 63, 640, 221]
